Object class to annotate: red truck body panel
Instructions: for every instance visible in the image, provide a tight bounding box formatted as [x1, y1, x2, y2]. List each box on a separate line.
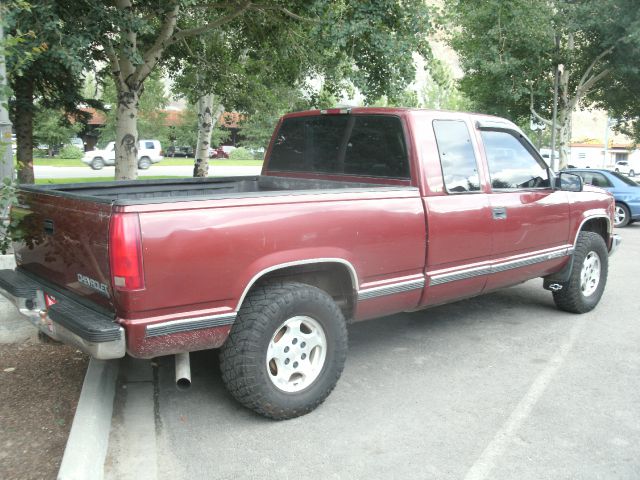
[10, 108, 616, 359]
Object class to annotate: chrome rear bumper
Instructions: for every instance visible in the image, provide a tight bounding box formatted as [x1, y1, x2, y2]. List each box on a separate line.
[0, 270, 125, 360]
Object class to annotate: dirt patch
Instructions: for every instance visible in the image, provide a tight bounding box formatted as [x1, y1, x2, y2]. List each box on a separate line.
[0, 341, 88, 480]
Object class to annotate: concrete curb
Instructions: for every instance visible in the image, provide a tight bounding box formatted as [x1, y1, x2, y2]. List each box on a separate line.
[58, 358, 120, 480]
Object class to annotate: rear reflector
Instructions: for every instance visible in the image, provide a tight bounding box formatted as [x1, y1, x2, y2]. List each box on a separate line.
[109, 213, 145, 291]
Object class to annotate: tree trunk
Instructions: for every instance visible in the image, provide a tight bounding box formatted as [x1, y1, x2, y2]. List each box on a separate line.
[557, 110, 572, 170]
[13, 77, 35, 184]
[114, 88, 140, 180]
[193, 95, 223, 178]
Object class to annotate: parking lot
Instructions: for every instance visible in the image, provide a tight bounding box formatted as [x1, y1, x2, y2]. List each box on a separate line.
[100, 224, 640, 480]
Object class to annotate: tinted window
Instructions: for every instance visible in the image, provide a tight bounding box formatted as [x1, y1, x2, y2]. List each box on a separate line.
[481, 130, 549, 189]
[269, 115, 409, 178]
[432, 120, 480, 192]
[144, 141, 155, 149]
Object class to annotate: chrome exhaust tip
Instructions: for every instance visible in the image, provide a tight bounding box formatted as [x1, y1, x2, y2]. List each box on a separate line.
[175, 352, 191, 390]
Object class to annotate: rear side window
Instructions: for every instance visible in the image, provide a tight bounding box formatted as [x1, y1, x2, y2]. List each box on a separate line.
[268, 115, 410, 179]
[574, 171, 613, 188]
[432, 120, 480, 192]
[144, 141, 155, 150]
[481, 130, 549, 189]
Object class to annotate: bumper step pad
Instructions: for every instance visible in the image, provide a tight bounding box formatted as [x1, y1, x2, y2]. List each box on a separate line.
[0, 269, 39, 299]
[48, 300, 121, 343]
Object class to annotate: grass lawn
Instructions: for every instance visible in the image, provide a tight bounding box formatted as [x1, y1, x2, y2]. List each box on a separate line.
[33, 157, 263, 167]
[35, 176, 183, 184]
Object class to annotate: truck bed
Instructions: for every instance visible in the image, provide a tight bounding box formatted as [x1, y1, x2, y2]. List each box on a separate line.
[21, 176, 408, 205]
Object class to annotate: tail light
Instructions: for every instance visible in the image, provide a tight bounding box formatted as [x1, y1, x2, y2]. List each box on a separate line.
[109, 213, 145, 291]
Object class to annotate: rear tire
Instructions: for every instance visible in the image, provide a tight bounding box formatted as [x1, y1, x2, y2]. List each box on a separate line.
[91, 157, 104, 170]
[138, 157, 151, 169]
[220, 282, 348, 420]
[630, 169, 636, 177]
[553, 231, 608, 313]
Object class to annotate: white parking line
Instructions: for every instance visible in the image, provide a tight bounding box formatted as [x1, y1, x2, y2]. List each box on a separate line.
[464, 317, 587, 480]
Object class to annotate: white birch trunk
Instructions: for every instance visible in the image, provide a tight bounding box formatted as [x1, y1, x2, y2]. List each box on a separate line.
[114, 88, 140, 180]
[193, 95, 224, 177]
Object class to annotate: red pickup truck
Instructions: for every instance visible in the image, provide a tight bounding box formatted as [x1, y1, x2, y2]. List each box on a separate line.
[0, 108, 620, 419]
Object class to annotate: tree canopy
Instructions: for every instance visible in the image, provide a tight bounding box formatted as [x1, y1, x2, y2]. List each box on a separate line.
[445, 0, 640, 168]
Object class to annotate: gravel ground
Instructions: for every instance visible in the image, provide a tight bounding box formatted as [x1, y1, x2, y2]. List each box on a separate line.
[0, 341, 88, 480]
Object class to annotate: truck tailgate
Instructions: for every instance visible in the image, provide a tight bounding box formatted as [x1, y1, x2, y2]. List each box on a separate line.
[13, 191, 114, 310]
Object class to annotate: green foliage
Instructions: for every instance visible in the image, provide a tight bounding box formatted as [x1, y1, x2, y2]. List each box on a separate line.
[4, 0, 102, 182]
[0, 178, 21, 254]
[33, 108, 82, 155]
[100, 73, 170, 147]
[228, 147, 254, 161]
[170, 106, 198, 150]
[445, 0, 640, 132]
[58, 145, 83, 159]
[167, 1, 435, 145]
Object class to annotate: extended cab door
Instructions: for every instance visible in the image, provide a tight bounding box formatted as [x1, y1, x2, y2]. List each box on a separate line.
[476, 124, 571, 291]
[421, 119, 494, 306]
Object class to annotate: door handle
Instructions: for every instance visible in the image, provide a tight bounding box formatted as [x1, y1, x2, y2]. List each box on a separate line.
[492, 207, 507, 220]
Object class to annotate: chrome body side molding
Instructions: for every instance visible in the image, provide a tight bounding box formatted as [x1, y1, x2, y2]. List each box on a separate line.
[358, 278, 425, 301]
[145, 313, 237, 338]
[428, 245, 574, 287]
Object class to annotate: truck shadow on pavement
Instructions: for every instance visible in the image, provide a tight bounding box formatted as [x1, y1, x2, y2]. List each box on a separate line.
[153, 279, 566, 424]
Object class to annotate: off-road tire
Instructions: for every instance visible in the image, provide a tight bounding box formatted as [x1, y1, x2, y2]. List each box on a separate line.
[553, 231, 608, 313]
[138, 157, 151, 169]
[91, 157, 105, 170]
[219, 282, 348, 420]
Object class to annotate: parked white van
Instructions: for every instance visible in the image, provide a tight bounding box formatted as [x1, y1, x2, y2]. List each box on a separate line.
[82, 140, 163, 170]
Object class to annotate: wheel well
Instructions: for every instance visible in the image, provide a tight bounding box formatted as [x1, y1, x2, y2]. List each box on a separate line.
[252, 263, 356, 318]
[579, 217, 608, 244]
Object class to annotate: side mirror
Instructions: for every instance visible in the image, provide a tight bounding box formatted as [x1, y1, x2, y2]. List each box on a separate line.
[556, 172, 583, 192]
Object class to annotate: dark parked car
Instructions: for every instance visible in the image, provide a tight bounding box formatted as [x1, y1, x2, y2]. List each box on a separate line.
[566, 168, 640, 227]
[167, 146, 194, 158]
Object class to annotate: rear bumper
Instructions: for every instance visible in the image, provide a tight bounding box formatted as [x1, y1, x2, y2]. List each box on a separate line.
[0, 269, 125, 359]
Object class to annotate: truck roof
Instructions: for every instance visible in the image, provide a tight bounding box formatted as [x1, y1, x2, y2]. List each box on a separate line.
[280, 107, 520, 130]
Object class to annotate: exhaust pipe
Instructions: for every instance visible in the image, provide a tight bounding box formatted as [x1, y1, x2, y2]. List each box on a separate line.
[175, 352, 191, 390]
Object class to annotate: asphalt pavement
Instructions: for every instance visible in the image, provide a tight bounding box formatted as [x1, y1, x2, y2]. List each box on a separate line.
[34, 164, 262, 179]
[101, 223, 640, 480]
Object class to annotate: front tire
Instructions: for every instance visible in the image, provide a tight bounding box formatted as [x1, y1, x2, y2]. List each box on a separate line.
[553, 231, 608, 313]
[614, 203, 630, 227]
[220, 282, 348, 420]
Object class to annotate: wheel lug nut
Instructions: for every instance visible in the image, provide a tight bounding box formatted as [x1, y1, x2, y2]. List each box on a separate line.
[284, 346, 289, 353]
[292, 338, 298, 345]
[301, 342, 306, 348]
[293, 362, 298, 368]
[301, 353, 306, 360]
[285, 358, 290, 365]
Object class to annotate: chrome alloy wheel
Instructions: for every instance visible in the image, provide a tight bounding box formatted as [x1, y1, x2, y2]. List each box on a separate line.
[614, 205, 627, 226]
[580, 251, 601, 297]
[266, 316, 327, 393]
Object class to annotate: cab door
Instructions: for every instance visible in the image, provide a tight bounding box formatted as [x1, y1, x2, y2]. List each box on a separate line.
[476, 127, 571, 291]
[421, 119, 493, 306]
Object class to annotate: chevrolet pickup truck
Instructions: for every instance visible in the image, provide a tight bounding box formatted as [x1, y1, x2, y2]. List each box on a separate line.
[0, 108, 621, 419]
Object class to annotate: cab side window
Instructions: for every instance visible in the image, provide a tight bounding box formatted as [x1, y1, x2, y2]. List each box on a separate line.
[480, 130, 549, 189]
[432, 120, 481, 193]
